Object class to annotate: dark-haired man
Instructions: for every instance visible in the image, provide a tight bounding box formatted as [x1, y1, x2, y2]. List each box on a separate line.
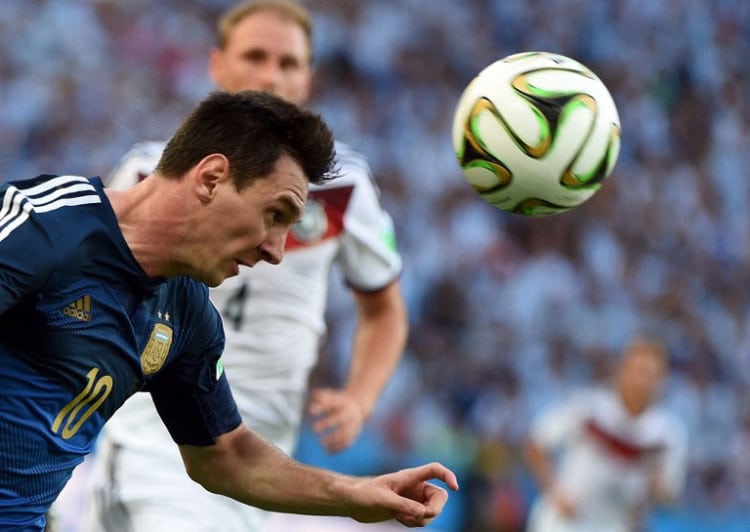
[0, 90, 456, 531]
[86, 1, 409, 530]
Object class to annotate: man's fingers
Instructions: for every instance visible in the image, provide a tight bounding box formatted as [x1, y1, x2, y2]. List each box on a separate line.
[394, 490, 444, 528]
[320, 430, 349, 453]
[420, 483, 449, 516]
[320, 430, 343, 450]
[307, 387, 342, 415]
[401, 462, 459, 491]
[309, 391, 365, 453]
[395, 512, 425, 528]
[311, 409, 347, 433]
[350, 464, 458, 527]
[389, 495, 426, 522]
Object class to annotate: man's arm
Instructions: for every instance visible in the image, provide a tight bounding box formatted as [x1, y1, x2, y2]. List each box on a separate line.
[308, 280, 407, 452]
[0, 176, 93, 314]
[522, 438, 556, 497]
[523, 392, 588, 519]
[522, 438, 576, 518]
[649, 415, 689, 505]
[179, 423, 457, 527]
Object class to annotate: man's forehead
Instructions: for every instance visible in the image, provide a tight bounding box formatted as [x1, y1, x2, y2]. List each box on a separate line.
[279, 191, 305, 219]
[228, 10, 310, 57]
[273, 163, 308, 201]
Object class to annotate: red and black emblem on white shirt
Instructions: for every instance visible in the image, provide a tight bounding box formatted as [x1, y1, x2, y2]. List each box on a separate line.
[287, 185, 354, 249]
[584, 419, 664, 462]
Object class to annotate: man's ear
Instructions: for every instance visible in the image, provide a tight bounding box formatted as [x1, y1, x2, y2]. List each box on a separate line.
[194, 153, 230, 204]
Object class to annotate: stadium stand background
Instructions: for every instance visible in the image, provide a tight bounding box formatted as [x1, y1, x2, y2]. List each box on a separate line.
[2, 1, 749, 530]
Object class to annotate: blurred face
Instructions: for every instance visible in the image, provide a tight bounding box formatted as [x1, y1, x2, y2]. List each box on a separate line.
[210, 9, 312, 105]
[616, 342, 666, 415]
[197, 155, 307, 287]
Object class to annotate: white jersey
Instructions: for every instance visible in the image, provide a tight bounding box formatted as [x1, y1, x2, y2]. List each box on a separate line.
[527, 387, 687, 532]
[83, 140, 402, 532]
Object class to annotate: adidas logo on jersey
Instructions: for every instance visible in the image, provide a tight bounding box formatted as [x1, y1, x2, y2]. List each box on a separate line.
[63, 295, 92, 322]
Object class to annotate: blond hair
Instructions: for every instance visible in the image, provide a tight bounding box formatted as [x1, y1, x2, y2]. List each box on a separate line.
[625, 336, 669, 367]
[216, 0, 313, 62]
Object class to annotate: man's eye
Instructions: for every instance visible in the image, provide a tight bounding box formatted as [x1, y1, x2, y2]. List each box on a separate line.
[281, 59, 300, 71]
[244, 50, 265, 62]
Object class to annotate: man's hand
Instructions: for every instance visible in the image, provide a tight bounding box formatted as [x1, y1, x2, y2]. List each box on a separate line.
[308, 387, 366, 453]
[649, 472, 675, 505]
[549, 485, 577, 518]
[347, 463, 459, 527]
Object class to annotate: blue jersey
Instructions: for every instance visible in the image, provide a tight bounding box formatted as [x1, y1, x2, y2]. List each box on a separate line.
[0, 175, 242, 530]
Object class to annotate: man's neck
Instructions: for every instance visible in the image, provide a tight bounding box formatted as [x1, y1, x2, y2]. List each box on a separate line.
[105, 176, 191, 279]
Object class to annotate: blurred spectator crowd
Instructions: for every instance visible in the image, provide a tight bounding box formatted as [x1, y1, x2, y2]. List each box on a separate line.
[1, 1, 749, 530]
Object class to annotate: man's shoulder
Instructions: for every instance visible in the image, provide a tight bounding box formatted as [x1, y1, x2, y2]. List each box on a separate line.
[107, 141, 166, 189]
[124, 140, 168, 160]
[643, 402, 685, 432]
[153, 277, 221, 338]
[317, 140, 373, 190]
[160, 275, 209, 300]
[333, 140, 367, 165]
[114, 140, 167, 169]
[4, 173, 101, 194]
[1, 174, 105, 231]
[568, 384, 609, 403]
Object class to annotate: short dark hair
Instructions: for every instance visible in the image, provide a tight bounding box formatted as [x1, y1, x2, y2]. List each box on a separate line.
[156, 90, 335, 189]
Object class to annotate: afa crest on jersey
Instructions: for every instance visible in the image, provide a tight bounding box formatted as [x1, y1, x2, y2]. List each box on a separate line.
[140, 323, 173, 375]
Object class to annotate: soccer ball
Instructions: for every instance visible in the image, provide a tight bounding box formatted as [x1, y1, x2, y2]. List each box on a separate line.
[452, 51, 621, 216]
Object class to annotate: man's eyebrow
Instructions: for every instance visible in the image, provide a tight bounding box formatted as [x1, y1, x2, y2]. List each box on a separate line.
[280, 195, 304, 222]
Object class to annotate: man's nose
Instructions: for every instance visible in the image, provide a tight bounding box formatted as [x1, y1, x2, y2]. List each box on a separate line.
[259, 231, 286, 265]
[258, 62, 282, 90]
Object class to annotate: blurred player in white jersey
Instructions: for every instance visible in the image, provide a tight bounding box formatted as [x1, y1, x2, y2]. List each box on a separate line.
[83, 1, 408, 531]
[523, 336, 688, 532]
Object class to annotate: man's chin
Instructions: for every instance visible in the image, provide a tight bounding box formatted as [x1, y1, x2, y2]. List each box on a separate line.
[204, 270, 236, 288]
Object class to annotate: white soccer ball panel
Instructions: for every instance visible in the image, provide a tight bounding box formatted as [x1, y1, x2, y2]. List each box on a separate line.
[463, 163, 504, 190]
[452, 51, 621, 216]
[473, 107, 530, 172]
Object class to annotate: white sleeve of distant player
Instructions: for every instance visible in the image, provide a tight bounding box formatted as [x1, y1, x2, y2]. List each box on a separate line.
[106, 141, 165, 190]
[336, 155, 402, 291]
[659, 415, 689, 499]
[529, 389, 589, 451]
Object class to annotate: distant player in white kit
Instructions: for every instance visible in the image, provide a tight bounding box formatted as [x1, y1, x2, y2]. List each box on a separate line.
[523, 336, 688, 532]
[83, 1, 408, 530]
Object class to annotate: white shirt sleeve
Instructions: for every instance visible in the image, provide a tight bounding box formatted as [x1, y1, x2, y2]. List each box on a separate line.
[658, 414, 689, 499]
[334, 141, 402, 291]
[530, 388, 591, 451]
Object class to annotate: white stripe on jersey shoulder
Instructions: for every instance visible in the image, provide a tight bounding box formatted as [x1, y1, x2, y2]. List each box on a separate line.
[0, 175, 101, 243]
[17, 175, 95, 197]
